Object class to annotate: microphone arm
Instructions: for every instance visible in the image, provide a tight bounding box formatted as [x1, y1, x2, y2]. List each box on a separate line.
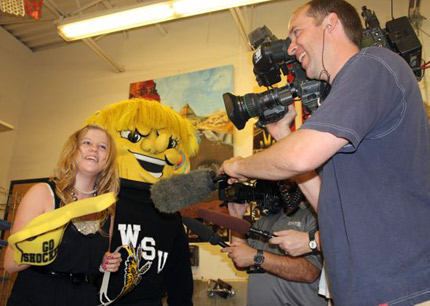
[197, 208, 276, 240]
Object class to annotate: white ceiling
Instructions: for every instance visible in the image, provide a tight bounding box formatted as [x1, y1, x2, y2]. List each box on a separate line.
[0, 0, 259, 52]
[0, 0, 116, 51]
[0, 0, 263, 72]
[1, 0, 427, 73]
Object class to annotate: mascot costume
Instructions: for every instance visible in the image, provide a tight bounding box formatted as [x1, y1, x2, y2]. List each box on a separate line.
[86, 98, 198, 305]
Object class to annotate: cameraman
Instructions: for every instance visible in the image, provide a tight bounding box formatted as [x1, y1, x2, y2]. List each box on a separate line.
[220, 0, 430, 305]
[221, 106, 327, 306]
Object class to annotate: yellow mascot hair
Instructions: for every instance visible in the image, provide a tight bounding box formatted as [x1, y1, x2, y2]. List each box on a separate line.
[85, 98, 198, 157]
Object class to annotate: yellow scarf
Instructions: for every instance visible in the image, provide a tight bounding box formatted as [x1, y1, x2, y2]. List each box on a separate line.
[8, 192, 116, 266]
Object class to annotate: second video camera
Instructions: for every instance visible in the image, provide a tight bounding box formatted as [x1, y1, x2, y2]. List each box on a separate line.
[361, 6, 422, 80]
[224, 8, 423, 130]
[218, 177, 304, 216]
[223, 26, 330, 130]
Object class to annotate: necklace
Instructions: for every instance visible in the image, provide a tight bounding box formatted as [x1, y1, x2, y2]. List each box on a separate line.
[69, 186, 101, 235]
[70, 184, 98, 202]
[74, 184, 98, 194]
[70, 190, 98, 201]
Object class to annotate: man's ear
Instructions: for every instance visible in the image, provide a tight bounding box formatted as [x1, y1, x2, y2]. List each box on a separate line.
[324, 12, 338, 32]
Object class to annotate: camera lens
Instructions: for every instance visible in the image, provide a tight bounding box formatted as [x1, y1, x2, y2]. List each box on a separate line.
[223, 92, 271, 130]
[223, 86, 296, 130]
[223, 92, 250, 130]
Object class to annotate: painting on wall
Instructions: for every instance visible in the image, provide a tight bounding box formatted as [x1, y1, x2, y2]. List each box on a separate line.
[4, 178, 49, 228]
[129, 66, 234, 222]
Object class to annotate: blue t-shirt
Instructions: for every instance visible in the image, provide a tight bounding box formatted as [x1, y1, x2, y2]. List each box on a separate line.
[302, 47, 430, 306]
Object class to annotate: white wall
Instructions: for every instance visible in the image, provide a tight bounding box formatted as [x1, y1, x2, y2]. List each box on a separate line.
[0, 27, 32, 188]
[1, 0, 429, 279]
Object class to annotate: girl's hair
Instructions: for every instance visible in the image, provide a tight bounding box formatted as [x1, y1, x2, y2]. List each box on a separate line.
[50, 125, 119, 232]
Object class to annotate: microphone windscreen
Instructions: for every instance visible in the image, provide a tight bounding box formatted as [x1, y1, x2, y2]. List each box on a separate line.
[182, 216, 226, 246]
[197, 209, 251, 235]
[151, 169, 217, 213]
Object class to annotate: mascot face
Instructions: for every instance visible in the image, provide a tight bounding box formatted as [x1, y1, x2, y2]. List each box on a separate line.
[116, 125, 184, 183]
[86, 99, 198, 184]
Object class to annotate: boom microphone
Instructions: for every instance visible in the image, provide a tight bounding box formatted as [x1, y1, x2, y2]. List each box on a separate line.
[182, 216, 230, 247]
[151, 169, 223, 213]
[197, 208, 275, 239]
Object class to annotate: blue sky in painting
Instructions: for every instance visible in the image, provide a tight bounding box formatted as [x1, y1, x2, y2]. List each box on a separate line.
[155, 65, 233, 117]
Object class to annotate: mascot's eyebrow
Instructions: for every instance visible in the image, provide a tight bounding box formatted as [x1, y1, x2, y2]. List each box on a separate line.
[125, 128, 149, 137]
[135, 129, 149, 137]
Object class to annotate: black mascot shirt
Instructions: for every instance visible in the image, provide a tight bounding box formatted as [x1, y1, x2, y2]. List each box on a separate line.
[107, 179, 193, 305]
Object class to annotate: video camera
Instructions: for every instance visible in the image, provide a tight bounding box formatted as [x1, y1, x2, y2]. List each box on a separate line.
[361, 6, 422, 80]
[223, 7, 423, 130]
[223, 26, 329, 130]
[217, 177, 304, 216]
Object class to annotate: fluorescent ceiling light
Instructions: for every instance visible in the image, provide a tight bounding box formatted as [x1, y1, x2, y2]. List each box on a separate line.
[58, 0, 276, 41]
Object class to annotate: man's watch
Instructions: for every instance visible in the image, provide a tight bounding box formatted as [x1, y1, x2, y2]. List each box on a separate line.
[308, 229, 318, 252]
[253, 249, 265, 268]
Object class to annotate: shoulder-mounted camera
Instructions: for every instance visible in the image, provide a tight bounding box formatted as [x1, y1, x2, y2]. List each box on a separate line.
[223, 9, 423, 130]
[216, 176, 304, 216]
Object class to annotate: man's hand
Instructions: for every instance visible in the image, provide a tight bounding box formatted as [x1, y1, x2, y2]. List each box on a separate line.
[269, 230, 311, 256]
[219, 156, 249, 183]
[221, 241, 256, 268]
[266, 104, 297, 141]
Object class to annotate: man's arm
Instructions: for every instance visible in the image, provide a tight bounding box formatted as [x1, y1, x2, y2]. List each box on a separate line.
[262, 250, 321, 283]
[294, 171, 321, 212]
[221, 242, 320, 283]
[220, 104, 345, 214]
[221, 128, 347, 182]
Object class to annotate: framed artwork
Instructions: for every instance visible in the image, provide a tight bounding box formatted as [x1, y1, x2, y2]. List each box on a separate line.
[0, 178, 48, 302]
[3, 178, 49, 234]
[130, 66, 234, 243]
[129, 66, 234, 219]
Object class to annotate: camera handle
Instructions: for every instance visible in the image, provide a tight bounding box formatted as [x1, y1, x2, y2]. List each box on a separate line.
[213, 173, 230, 184]
[249, 227, 275, 239]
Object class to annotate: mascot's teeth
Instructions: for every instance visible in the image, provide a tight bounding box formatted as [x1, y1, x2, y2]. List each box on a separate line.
[132, 153, 166, 166]
[131, 151, 166, 178]
[148, 171, 162, 179]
